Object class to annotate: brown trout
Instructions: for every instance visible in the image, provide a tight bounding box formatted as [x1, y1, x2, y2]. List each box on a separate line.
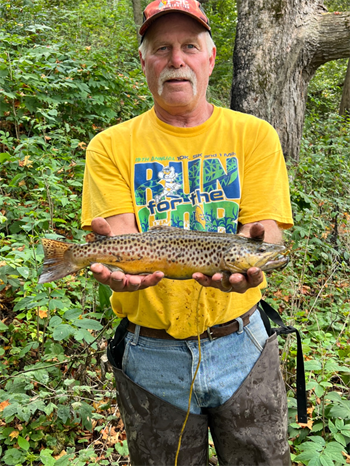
[38, 226, 289, 284]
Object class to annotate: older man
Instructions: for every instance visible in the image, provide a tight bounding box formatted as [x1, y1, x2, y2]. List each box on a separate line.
[82, 0, 293, 464]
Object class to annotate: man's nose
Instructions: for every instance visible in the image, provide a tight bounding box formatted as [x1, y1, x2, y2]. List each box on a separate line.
[168, 48, 185, 68]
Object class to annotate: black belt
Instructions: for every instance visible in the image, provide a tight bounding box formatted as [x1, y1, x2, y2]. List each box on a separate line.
[127, 306, 256, 341]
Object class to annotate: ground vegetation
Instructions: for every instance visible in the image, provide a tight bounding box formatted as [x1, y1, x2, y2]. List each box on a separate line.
[0, 0, 349, 465]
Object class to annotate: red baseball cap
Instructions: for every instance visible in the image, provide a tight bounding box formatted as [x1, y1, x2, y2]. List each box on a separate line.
[139, 0, 211, 38]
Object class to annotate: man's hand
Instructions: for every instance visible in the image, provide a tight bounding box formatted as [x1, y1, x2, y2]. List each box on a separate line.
[90, 217, 164, 292]
[193, 221, 280, 294]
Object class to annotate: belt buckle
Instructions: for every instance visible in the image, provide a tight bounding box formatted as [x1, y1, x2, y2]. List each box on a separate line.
[207, 327, 216, 341]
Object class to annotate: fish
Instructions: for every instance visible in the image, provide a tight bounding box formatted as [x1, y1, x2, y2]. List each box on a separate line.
[38, 226, 289, 284]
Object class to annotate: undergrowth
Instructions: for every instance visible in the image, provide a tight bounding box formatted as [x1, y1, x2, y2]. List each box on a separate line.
[0, 0, 349, 465]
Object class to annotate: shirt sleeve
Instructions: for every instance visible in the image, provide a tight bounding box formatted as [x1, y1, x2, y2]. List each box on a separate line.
[81, 136, 134, 229]
[238, 120, 293, 229]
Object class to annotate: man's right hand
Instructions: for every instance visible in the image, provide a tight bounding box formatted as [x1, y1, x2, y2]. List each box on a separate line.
[90, 216, 164, 292]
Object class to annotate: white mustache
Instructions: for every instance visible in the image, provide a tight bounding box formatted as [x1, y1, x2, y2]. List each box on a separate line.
[158, 68, 197, 96]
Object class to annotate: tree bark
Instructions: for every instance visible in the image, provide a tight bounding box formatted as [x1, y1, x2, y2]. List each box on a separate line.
[339, 58, 350, 116]
[231, 1, 350, 161]
[131, 0, 143, 44]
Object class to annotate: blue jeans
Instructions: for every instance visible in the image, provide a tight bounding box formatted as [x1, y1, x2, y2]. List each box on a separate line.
[122, 309, 269, 414]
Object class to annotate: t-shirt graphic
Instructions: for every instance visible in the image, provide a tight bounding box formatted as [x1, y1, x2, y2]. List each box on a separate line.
[134, 153, 240, 233]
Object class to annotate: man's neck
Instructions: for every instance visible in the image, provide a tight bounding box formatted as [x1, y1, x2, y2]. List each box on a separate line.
[154, 101, 214, 127]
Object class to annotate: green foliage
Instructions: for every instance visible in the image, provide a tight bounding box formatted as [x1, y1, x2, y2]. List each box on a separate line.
[307, 59, 348, 116]
[205, 0, 238, 106]
[267, 111, 350, 466]
[0, 0, 349, 464]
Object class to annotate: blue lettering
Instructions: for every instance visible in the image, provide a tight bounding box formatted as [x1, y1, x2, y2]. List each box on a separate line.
[210, 190, 224, 201]
[157, 200, 170, 212]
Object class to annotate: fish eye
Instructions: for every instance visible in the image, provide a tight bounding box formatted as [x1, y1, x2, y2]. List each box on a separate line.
[258, 246, 267, 253]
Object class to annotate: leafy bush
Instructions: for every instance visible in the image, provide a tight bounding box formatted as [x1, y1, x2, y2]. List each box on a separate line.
[1, 0, 350, 464]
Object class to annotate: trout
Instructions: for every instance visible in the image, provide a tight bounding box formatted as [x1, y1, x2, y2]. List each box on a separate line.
[38, 226, 289, 284]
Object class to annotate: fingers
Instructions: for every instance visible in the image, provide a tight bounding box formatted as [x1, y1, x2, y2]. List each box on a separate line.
[238, 222, 265, 241]
[91, 263, 164, 292]
[249, 223, 265, 241]
[193, 267, 264, 294]
[91, 217, 113, 237]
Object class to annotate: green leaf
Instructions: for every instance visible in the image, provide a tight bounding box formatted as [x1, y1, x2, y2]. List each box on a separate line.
[74, 318, 103, 330]
[310, 436, 326, 447]
[33, 369, 50, 384]
[315, 384, 325, 397]
[17, 436, 30, 451]
[324, 440, 346, 459]
[53, 324, 74, 341]
[9, 173, 25, 187]
[57, 405, 70, 424]
[49, 315, 62, 327]
[0, 152, 11, 163]
[334, 433, 347, 447]
[0, 320, 9, 331]
[325, 392, 342, 402]
[74, 328, 96, 344]
[304, 360, 322, 371]
[319, 455, 334, 466]
[312, 422, 324, 433]
[40, 448, 56, 466]
[99, 283, 112, 308]
[295, 450, 319, 462]
[115, 440, 129, 456]
[44, 402, 57, 416]
[16, 266, 30, 279]
[330, 400, 350, 419]
[308, 457, 322, 466]
[3, 447, 26, 465]
[13, 296, 34, 311]
[63, 308, 81, 320]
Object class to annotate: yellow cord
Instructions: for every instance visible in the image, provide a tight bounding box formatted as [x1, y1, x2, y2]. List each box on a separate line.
[174, 287, 203, 466]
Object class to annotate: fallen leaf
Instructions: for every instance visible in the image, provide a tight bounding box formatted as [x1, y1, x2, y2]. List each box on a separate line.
[37, 308, 48, 319]
[0, 400, 10, 412]
[54, 450, 67, 460]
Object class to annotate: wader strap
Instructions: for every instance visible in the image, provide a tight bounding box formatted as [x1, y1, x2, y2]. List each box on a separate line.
[258, 300, 307, 424]
[107, 317, 129, 369]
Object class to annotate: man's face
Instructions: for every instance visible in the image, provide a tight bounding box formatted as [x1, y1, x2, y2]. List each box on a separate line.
[139, 14, 216, 114]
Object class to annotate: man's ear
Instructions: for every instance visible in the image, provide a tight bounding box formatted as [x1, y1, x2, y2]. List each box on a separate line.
[139, 50, 146, 74]
[208, 47, 217, 76]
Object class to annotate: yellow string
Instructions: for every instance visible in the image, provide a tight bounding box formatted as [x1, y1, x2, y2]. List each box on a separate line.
[174, 286, 203, 466]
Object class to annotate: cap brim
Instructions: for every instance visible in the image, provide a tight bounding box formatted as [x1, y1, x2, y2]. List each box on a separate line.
[139, 9, 211, 37]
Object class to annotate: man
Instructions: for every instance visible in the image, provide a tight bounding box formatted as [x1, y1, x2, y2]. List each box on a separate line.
[81, 0, 293, 464]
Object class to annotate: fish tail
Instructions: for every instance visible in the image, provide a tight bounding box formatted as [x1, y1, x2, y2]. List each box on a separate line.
[39, 238, 80, 283]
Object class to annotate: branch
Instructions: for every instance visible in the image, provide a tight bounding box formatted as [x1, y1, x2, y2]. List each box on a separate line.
[312, 12, 350, 67]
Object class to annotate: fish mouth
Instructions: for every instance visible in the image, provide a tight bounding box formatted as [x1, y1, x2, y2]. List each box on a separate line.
[262, 255, 289, 272]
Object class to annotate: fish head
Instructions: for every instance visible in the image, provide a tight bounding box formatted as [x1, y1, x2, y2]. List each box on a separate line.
[223, 237, 289, 274]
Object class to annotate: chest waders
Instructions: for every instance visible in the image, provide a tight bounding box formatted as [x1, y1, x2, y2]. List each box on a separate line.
[107, 308, 295, 466]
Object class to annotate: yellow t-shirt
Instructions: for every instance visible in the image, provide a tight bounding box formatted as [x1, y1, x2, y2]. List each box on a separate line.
[81, 106, 293, 339]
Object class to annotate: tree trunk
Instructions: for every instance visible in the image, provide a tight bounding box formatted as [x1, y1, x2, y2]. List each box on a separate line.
[131, 0, 143, 44]
[231, 1, 350, 161]
[339, 58, 350, 116]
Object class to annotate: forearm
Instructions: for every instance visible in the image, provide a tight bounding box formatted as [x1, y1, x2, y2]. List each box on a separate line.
[105, 213, 139, 236]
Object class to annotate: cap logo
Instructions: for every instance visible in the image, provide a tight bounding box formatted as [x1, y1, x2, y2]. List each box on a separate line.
[157, 0, 191, 12]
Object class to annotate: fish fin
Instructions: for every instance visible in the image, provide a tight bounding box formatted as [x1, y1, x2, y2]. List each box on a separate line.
[102, 264, 125, 273]
[39, 238, 80, 284]
[101, 264, 150, 276]
[221, 271, 232, 288]
[85, 233, 106, 242]
[149, 225, 183, 232]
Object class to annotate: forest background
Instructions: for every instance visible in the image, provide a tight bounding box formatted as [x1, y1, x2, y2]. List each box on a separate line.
[0, 0, 349, 465]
